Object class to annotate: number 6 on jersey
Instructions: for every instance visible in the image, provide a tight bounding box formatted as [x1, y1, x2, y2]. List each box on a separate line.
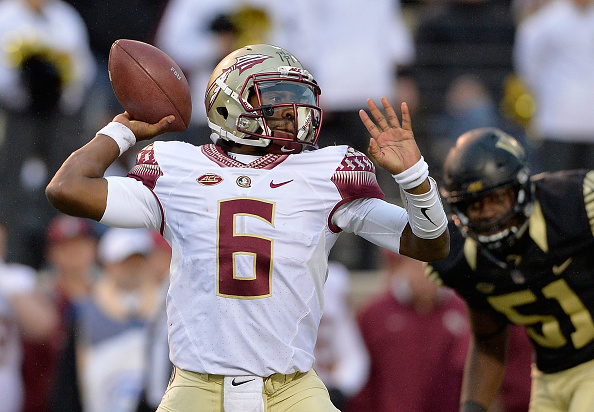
[217, 198, 275, 298]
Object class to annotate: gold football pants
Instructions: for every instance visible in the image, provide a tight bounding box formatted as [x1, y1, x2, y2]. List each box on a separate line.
[156, 367, 339, 412]
[530, 357, 594, 411]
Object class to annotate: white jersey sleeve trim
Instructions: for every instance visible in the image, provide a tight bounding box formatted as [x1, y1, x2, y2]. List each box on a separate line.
[332, 197, 407, 253]
[100, 176, 162, 231]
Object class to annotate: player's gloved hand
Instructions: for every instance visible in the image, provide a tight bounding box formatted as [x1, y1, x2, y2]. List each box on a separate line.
[359, 97, 422, 176]
[113, 112, 175, 142]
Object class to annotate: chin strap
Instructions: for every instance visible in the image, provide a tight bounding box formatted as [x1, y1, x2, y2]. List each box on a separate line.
[215, 77, 242, 104]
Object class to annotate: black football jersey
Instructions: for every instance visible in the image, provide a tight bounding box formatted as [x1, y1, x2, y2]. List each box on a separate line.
[427, 170, 594, 373]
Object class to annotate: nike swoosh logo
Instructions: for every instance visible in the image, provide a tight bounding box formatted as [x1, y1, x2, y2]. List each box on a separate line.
[280, 146, 296, 152]
[270, 179, 293, 188]
[231, 378, 255, 386]
[420, 207, 437, 226]
[552, 258, 572, 276]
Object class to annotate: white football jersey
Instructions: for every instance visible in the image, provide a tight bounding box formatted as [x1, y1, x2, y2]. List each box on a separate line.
[111, 142, 390, 376]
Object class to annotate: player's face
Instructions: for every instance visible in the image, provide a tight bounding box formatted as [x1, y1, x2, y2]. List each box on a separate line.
[248, 81, 317, 139]
[465, 187, 516, 229]
[247, 89, 296, 137]
[48, 237, 97, 272]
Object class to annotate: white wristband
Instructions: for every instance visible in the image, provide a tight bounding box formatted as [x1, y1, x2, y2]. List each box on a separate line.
[96, 122, 136, 156]
[393, 156, 429, 190]
[401, 177, 448, 239]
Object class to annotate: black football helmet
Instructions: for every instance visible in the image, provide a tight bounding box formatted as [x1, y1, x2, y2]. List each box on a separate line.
[441, 128, 534, 251]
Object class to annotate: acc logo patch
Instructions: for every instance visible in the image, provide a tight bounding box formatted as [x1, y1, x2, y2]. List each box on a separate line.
[236, 176, 251, 188]
[197, 173, 223, 185]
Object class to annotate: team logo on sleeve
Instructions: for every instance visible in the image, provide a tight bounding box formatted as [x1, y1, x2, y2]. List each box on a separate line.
[197, 173, 223, 185]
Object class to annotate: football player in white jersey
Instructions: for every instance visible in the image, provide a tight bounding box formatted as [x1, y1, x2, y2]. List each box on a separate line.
[46, 44, 449, 412]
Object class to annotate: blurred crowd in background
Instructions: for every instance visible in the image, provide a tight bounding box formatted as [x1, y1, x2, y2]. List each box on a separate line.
[0, 0, 593, 410]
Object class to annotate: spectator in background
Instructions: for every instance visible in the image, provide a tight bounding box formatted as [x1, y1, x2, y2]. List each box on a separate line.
[513, 0, 594, 172]
[50, 227, 160, 412]
[430, 75, 536, 180]
[305, 0, 414, 148]
[308, 0, 414, 158]
[429, 75, 505, 180]
[0, 0, 96, 268]
[42, 214, 98, 317]
[65, 0, 169, 133]
[0, 220, 59, 412]
[348, 250, 470, 412]
[349, 248, 532, 411]
[21, 214, 98, 412]
[154, 0, 240, 146]
[410, 0, 516, 175]
[313, 261, 369, 411]
[136, 232, 173, 412]
[154, 0, 314, 146]
[0, 0, 96, 115]
[442, 76, 504, 142]
[299, 0, 414, 270]
[62, 0, 169, 179]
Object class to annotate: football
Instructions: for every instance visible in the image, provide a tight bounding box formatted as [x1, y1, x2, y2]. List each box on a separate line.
[108, 39, 192, 132]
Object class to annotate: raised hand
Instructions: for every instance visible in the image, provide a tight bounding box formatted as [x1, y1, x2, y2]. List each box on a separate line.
[359, 97, 422, 175]
[113, 112, 176, 142]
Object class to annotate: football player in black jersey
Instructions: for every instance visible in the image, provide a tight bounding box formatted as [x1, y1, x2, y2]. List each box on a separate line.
[427, 128, 594, 412]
